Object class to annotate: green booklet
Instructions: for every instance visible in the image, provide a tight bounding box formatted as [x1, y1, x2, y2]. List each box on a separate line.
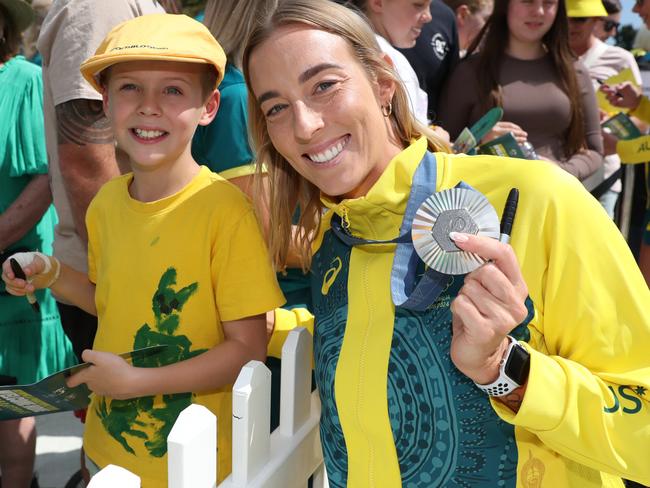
[477, 133, 526, 158]
[0, 345, 166, 420]
[602, 112, 642, 140]
[452, 107, 504, 154]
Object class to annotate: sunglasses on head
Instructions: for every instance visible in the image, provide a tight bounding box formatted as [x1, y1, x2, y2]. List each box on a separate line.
[602, 19, 620, 31]
[569, 17, 619, 31]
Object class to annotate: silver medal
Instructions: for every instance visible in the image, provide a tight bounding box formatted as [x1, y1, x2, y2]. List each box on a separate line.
[411, 188, 500, 275]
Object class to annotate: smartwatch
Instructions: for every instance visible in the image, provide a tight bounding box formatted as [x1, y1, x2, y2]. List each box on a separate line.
[475, 336, 531, 397]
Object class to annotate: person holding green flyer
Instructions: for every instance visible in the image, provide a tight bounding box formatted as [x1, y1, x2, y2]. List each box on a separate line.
[599, 0, 650, 289]
[438, 0, 604, 182]
[600, 77, 650, 288]
[0, 1, 76, 486]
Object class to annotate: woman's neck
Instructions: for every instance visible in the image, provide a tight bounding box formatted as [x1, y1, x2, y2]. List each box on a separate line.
[506, 36, 546, 60]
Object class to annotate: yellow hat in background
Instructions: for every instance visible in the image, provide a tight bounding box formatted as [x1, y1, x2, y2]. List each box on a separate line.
[566, 0, 607, 17]
[80, 13, 226, 93]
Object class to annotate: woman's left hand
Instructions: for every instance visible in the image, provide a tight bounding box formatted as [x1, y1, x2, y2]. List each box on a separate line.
[448, 233, 529, 385]
[482, 121, 528, 144]
[66, 350, 140, 400]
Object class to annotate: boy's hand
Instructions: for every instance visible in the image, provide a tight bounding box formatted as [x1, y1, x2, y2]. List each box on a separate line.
[1, 252, 60, 295]
[67, 350, 140, 400]
[448, 233, 529, 385]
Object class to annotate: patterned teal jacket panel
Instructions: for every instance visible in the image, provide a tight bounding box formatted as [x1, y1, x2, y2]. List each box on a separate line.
[311, 229, 534, 488]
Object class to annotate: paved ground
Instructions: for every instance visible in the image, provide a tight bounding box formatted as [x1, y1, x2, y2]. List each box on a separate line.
[34, 412, 84, 488]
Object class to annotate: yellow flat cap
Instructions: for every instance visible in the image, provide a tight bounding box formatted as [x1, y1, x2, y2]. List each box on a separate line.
[80, 13, 226, 93]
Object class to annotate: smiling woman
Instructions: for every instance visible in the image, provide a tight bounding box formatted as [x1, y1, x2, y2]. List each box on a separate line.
[250, 28, 402, 198]
[244, 1, 447, 267]
[244, 1, 650, 487]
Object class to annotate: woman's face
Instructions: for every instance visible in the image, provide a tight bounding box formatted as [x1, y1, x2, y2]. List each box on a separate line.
[374, 0, 433, 48]
[507, 0, 558, 46]
[248, 25, 402, 200]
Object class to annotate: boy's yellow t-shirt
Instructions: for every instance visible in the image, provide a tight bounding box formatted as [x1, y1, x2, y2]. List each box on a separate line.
[83, 166, 284, 487]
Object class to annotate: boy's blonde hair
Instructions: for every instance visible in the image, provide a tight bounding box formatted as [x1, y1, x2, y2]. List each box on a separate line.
[242, 0, 449, 272]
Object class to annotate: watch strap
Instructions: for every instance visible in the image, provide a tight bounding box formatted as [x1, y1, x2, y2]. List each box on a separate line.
[474, 336, 522, 397]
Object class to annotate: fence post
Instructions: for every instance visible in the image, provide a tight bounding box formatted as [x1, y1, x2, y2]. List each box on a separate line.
[279, 327, 312, 437]
[231, 360, 271, 485]
[218, 330, 326, 488]
[312, 462, 328, 488]
[168, 404, 217, 488]
[87, 465, 140, 488]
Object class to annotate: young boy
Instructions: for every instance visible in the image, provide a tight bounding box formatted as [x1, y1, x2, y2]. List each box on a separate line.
[1, 13, 284, 487]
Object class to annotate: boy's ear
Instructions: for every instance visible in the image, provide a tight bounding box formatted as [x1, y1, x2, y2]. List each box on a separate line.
[199, 89, 221, 126]
[102, 89, 110, 114]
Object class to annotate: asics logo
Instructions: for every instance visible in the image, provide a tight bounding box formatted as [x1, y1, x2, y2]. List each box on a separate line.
[321, 257, 342, 295]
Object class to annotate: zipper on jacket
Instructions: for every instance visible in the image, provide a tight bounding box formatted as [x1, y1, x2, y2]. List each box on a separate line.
[341, 206, 352, 235]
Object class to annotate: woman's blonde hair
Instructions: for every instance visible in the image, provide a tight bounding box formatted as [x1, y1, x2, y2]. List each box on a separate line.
[204, 0, 278, 69]
[242, 0, 449, 271]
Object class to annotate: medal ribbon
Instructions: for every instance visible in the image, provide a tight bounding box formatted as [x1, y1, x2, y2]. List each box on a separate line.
[330, 151, 473, 311]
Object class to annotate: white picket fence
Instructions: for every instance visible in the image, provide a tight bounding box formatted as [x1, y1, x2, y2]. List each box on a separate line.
[88, 327, 327, 488]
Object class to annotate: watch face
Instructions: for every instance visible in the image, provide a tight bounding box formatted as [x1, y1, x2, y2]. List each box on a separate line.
[505, 344, 531, 385]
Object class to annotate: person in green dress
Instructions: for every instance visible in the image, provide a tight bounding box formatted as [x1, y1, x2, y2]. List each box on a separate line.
[0, 1, 76, 486]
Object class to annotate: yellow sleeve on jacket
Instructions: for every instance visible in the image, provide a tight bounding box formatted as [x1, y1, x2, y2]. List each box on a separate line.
[267, 307, 315, 358]
[490, 167, 650, 486]
[615, 96, 650, 164]
[630, 95, 650, 123]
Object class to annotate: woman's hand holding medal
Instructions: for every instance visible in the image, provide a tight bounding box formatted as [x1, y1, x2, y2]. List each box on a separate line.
[448, 233, 529, 385]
